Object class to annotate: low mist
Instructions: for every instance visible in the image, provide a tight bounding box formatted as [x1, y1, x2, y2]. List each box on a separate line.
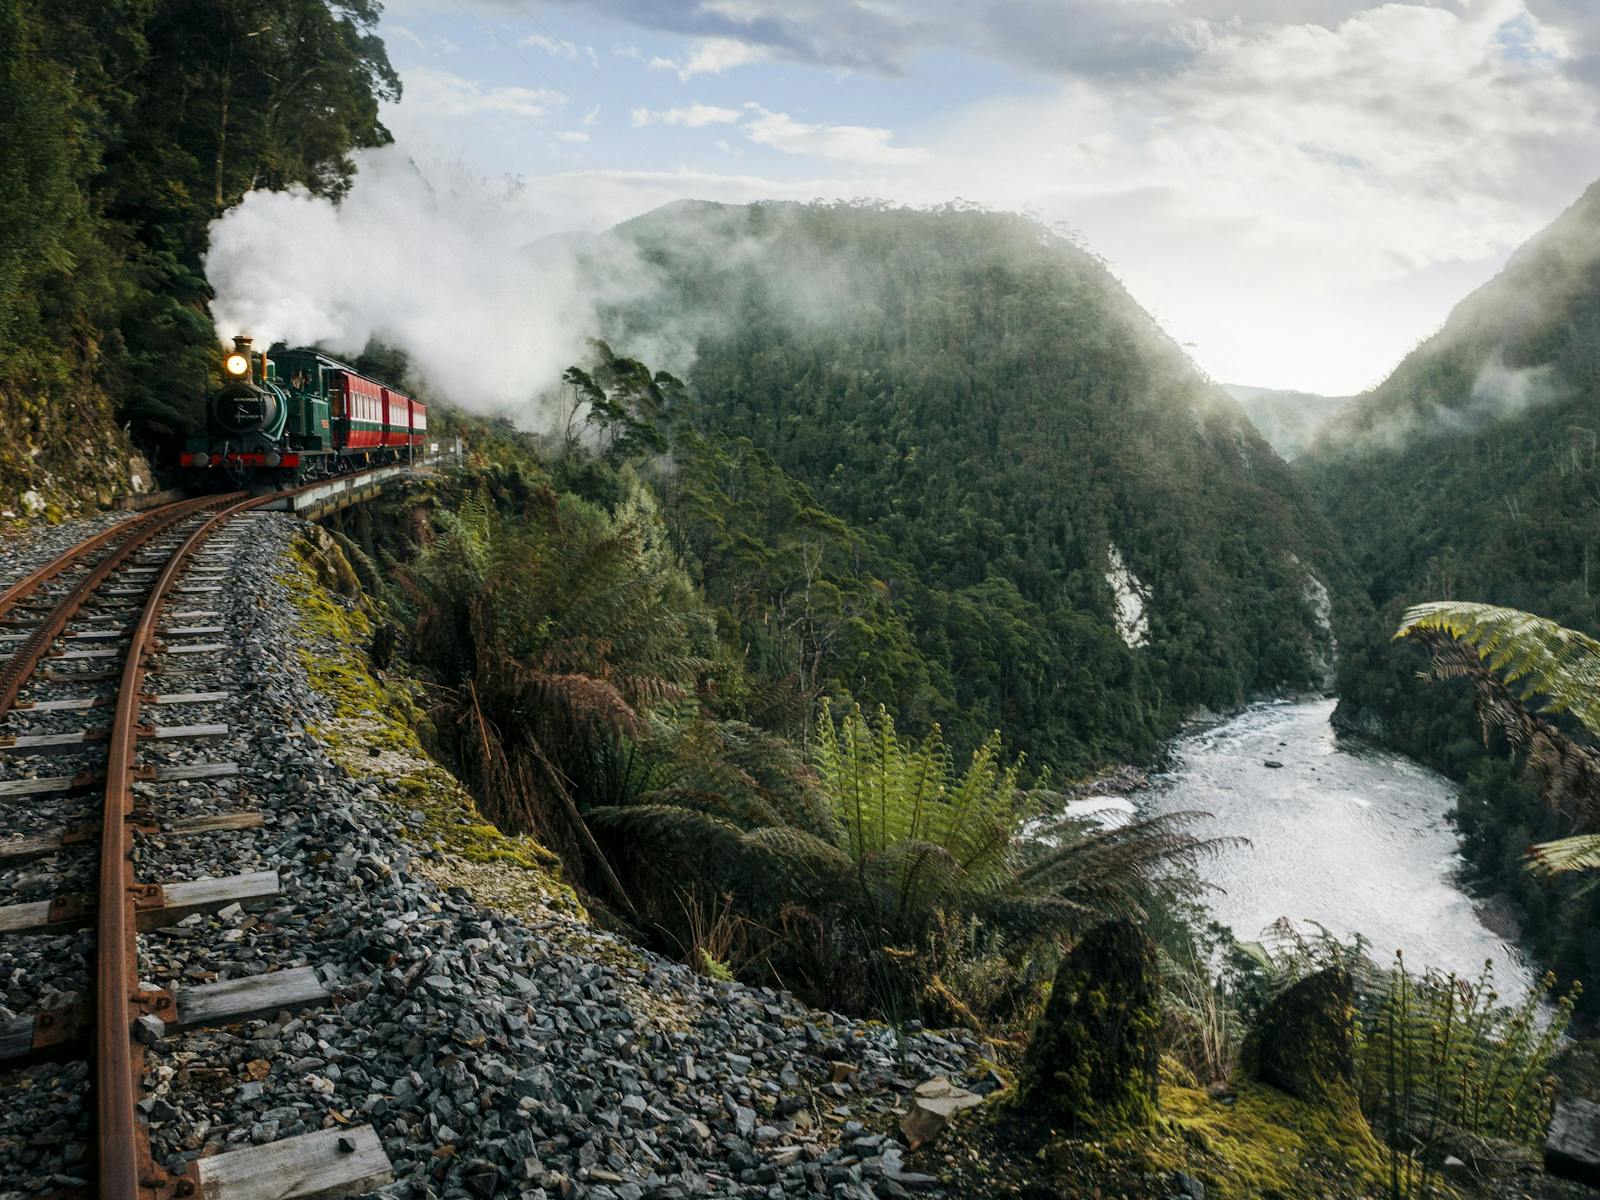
[1452, 356, 1561, 433]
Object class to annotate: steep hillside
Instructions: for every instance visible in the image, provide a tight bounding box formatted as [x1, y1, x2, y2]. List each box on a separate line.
[1302, 180, 1600, 763]
[1226, 384, 1355, 460]
[1301, 181, 1600, 1004]
[606, 201, 1363, 773]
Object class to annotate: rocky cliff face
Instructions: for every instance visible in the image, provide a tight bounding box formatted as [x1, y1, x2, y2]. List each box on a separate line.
[0, 377, 152, 524]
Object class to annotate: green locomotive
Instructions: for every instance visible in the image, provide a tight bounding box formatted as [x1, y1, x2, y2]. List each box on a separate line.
[183, 335, 427, 482]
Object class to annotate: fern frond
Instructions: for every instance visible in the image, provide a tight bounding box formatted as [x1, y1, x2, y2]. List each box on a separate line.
[1397, 602, 1600, 735]
[588, 803, 744, 847]
[738, 826, 855, 873]
[1529, 833, 1600, 874]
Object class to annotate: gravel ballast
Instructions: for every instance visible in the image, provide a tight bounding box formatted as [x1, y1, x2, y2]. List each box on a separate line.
[0, 510, 991, 1199]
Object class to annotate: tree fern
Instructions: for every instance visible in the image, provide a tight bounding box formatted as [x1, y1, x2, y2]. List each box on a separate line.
[1530, 833, 1600, 875]
[810, 701, 1225, 955]
[1397, 601, 1600, 876]
[1396, 601, 1600, 734]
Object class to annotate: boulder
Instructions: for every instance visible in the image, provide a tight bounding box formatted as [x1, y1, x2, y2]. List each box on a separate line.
[1015, 919, 1160, 1131]
[1546, 1097, 1600, 1188]
[1243, 967, 1355, 1101]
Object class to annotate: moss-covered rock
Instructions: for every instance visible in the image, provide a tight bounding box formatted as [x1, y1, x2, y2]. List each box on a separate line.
[942, 1077, 1390, 1199]
[279, 528, 578, 914]
[293, 525, 362, 598]
[1242, 968, 1355, 1102]
[1016, 919, 1161, 1132]
[0, 368, 152, 528]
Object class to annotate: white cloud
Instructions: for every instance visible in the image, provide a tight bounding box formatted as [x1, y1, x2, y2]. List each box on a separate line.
[679, 36, 770, 77]
[521, 31, 600, 66]
[631, 102, 743, 127]
[542, 0, 1600, 82]
[742, 107, 929, 165]
[625, 35, 772, 79]
[522, 32, 580, 61]
[386, 22, 459, 55]
[927, 0, 1600, 391]
[557, 131, 591, 143]
[386, 0, 1600, 392]
[401, 67, 565, 119]
[580, 105, 601, 127]
[389, 24, 426, 50]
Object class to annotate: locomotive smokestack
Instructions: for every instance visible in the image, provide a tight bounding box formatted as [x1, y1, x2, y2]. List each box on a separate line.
[233, 334, 254, 353]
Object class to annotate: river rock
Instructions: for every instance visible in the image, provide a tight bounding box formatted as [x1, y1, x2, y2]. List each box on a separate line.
[1015, 919, 1159, 1131]
[1545, 1097, 1600, 1187]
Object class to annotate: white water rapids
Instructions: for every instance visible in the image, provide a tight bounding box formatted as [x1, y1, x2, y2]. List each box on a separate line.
[1063, 698, 1533, 992]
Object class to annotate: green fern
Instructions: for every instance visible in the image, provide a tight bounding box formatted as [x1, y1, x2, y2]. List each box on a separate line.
[1396, 601, 1600, 734]
[812, 700, 1229, 952]
[1397, 601, 1600, 877]
[1358, 955, 1576, 1196]
[1530, 832, 1600, 875]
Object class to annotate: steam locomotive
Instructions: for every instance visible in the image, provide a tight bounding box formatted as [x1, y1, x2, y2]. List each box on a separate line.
[181, 336, 428, 483]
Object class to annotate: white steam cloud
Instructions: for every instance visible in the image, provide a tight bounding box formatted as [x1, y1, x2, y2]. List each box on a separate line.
[205, 150, 661, 423]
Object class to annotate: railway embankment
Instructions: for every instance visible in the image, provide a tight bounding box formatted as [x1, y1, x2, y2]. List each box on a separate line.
[0, 508, 994, 1199]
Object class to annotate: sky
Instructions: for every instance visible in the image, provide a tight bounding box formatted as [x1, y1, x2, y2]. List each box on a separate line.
[365, 0, 1600, 395]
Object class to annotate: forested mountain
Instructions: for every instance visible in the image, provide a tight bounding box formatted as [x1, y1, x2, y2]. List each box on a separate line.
[1301, 180, 1600, 997]
[1225, 384, 1354, 460]
[602, 201, 1363, 774]
[1303, 179, 1600, 764]
[0, 0, 395, 517]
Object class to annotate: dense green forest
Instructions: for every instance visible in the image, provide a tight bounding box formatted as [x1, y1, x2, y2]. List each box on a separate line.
[348, 356, 1582, 1195]
[602, 201, 1364, 776]
[0, 0, 395, 514]
[1302, 178, 1600, 1012]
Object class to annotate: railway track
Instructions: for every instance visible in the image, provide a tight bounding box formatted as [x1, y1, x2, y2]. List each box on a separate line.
[0, 487, 394, 1200]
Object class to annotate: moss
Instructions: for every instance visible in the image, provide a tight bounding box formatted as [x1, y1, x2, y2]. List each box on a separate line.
[1151, 1081, 1390, 1199]
[945, 1079, 1394, 1199]
[278, 531, 580, 917]
[0, 371, 150, 529]
[1016, 919, 1162, 1133]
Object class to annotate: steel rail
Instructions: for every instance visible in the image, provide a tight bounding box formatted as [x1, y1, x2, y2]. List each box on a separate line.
[97, 490, 281, 1200]
[0, 463, 408, 1197]
[0, 515, 158, 623]
[0, 499, 195, 622]
[0, 495, 245, 720]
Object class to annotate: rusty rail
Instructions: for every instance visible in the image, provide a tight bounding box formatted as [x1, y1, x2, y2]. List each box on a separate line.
[99, 491, 284, 1199]
[0, 466, 405, 1197]
[0, 497, 244, 721]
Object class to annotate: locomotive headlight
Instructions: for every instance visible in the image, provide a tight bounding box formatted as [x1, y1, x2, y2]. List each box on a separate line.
[224, 353, 250, 377]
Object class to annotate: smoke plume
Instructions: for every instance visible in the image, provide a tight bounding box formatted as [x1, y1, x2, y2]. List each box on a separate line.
[205, 150, 664, 424]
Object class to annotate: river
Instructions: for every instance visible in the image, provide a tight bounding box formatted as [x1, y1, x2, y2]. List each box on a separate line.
[1071, 698, 1533, 991]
